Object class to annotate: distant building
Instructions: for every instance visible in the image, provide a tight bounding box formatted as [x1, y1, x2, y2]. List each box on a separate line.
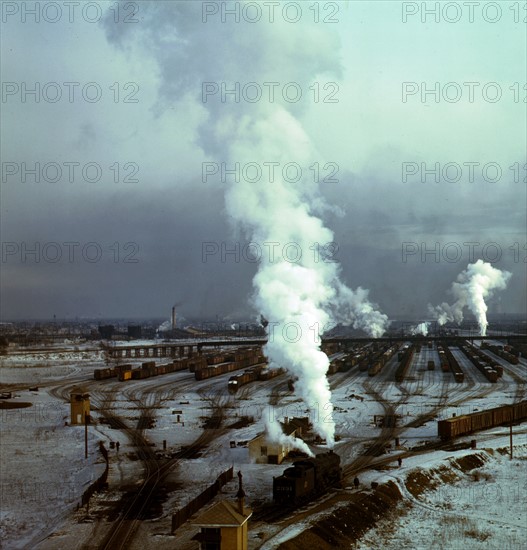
[192, 472, 252, 550]
[127, 324, 142, 339]
[248, 417, 310, 464]
[98, 325, 115, 339]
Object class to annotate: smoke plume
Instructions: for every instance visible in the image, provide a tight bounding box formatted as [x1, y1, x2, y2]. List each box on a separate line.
[428, 260, 511, 336]
[104, 2, 388, 445]
[410, 322, 430, 336]
[265, 418, 314, 457]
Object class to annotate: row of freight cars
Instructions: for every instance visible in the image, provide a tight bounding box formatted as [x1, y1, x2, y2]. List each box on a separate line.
[94, 358, 191, 381]
[395, 345, 415, 382]
[227, 365, 285, 393]
[325, 343, 392, 376]
[481, 343, 520, 365]
[363, 344, 401, 376]
[195, 349, 265, 380]
[459, 343, 503, 383]
[437, 342, 464, 383]
[326, 345, 373, 375]
[438, 400, 527, 439]
[94, 347, 264, 382]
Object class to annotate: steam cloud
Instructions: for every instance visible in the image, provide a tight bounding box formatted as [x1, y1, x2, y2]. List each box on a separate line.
[104, 2, 388, 446]
[410, 322, 430, 336]
[266, 417, 314, 458]
[158, 320, 172, 332]
[428, 260, 511, 336]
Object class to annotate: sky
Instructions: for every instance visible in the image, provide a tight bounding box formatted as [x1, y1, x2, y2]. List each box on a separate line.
[1, 0, 525, 321]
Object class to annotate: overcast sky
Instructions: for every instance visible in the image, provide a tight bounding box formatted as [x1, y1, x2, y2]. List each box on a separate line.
[1, 1, 525, 321]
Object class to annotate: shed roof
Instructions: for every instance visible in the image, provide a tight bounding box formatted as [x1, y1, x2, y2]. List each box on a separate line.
[191, 500, 252, 527]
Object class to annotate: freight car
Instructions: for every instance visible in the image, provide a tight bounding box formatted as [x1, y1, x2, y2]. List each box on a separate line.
[465, 343, 503, 377]
[368, 360, 383, 376]
[258, 367, 285, 381]
[172, 358, 190, 371]
[481, 343, 520, 365]
[338, 354, 358, 371]
[440, 343, 464, 383]
[187, 356, 208, 372]
[459, 345, 498, 383]
[504, 344, 520, 357]
[195, 353, 265, 380]
[438, 400, 527, 439]
[437, 344, 449, 372]
[273, 451, 341, 504]
[327, 359, 340, 375]
[94, 367, 117, 380]
[119, 370, 132, 381]
[132, 368, 151, 380]
[367, 344, 400, 377]
[395, 345, 415, 382]
[228, 369, 259, 393]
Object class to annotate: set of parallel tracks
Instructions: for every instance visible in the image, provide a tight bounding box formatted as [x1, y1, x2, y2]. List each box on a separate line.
[254, 341, 525, 527]
[19, 339, 527, 547]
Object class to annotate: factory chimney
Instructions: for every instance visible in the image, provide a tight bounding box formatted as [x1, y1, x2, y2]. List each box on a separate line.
[171, 306, 177, 331]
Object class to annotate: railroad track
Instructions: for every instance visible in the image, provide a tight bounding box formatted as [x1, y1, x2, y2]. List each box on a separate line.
[96, 373, 236, 549]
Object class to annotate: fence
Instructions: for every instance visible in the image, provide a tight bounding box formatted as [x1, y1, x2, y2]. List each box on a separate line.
[171, 466, 234, 533]
[81, 441, 109, 507]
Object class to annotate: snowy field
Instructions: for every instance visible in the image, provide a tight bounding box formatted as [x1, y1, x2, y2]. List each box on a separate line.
[1, 341, 526, 549]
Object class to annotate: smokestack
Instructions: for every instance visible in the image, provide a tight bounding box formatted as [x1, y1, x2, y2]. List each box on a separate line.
[236, 471, 245, 515]
[171, 306, 176, 330]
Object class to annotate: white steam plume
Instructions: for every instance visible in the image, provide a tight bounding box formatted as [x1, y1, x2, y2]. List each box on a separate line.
[158, 320, 172, 332]
[266, 418, 314, 457]
[410, 322, 430, 336]
[428, 260, 511, 336]
[103, 2, 388, 446]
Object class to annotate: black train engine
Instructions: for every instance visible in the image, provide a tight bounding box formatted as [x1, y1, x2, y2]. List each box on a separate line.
[273, 451, 341, 504]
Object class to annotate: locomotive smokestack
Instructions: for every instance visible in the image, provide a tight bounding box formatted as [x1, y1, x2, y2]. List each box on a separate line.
[236, 471, 245, 515]
[171, 306, 177, 330]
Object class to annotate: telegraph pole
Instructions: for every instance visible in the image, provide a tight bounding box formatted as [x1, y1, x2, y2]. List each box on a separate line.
[85, 413, 90, 459]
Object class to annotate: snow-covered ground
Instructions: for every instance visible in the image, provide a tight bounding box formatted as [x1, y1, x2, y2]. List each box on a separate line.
[0, 388, 105, 549]
[1, 341, 526, 549]
[357, 441, 527, 550]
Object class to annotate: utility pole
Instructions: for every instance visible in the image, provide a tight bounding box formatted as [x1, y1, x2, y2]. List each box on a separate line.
[509, 406, 513, 460]
[85, 413, 90, 459]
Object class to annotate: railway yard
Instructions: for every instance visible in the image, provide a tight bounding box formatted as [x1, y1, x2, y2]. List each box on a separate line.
[1, 335, 526, 549]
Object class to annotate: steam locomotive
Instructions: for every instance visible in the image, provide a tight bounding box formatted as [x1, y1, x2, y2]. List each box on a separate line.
[273, 451, 341, 504]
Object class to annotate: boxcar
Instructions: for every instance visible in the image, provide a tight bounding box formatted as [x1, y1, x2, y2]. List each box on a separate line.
[470, 410, 494, 432]
[438, 415, 472, 439]
[119, 370, 132, 381]
[492, 406, 513, 425]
